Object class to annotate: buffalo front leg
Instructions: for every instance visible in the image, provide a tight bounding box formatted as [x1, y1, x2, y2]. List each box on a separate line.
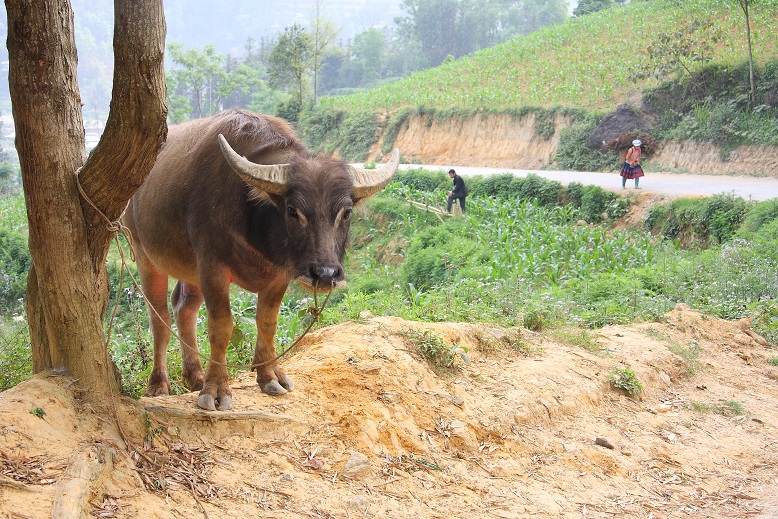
[171, 281, 205, 391]
[253, 283, 294, 395]
[137, 255, 173, 397]
[197, 275, 234, 411]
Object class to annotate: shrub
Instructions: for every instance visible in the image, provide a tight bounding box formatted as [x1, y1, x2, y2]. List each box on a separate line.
[555, 117, 614, 171]
[0, 318, 31, 391]
[0, 229, 31, 311]
[336, 111, 379, 161]
[608, 366, 643, 396]
[382, 107, 414, 155]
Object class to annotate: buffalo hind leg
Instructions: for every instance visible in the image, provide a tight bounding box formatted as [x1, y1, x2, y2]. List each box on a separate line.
[137, 254, 173, 397]
[172, 281, 205, 391]
[253, 283, 294, 395]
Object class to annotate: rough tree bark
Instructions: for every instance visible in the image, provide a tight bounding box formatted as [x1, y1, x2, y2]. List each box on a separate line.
[6, 0, 167, 402]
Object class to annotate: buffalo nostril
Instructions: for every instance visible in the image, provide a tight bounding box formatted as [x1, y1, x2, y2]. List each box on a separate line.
[310, 266, 340, 287]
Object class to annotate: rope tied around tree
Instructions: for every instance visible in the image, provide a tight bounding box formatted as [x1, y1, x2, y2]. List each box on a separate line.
[74, 168, 330, 373]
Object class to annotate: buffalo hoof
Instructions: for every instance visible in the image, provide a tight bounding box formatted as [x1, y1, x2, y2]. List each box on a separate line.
[261, 380, 289, 395]
[197, 393, 233, 411]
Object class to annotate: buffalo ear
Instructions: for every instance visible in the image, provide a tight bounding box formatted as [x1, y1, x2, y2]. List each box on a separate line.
[349, 148, 400, 201]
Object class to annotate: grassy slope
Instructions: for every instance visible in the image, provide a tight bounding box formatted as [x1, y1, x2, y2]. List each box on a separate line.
[320, 0, 778, 112]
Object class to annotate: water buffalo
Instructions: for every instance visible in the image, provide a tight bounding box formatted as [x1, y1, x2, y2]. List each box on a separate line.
[124, 109, 399, 410]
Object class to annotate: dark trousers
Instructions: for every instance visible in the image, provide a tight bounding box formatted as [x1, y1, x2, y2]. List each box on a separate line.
[447, 193, 466, 212]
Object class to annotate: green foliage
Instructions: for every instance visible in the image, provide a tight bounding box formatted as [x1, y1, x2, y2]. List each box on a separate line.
[574, 0, 624, 17]
[382, 107, 414, 155]
[646, 193, 751, 246]
[555, 117, 613, 171]
[0, 318, 31, 391]
[400, 327, 466, 368]
[166, 42, 228, 120]
[268, 24, 312, 108]
[629, 17, 722, 83]
[0, 229, 31, 312]
[566, 182, 620, 223]
[466, 173, 562, 206]
[607, 366, 643, 396]
[336, 111, 379, 161]
[722, 400, 745, 416]
[320, 0, 778, 113]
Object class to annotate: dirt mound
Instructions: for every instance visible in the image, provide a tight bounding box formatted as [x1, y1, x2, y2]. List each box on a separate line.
[2, 307, 778, 518]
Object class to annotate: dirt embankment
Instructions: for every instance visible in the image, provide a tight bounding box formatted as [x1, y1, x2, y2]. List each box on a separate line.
[377, 113, 778, 177]
[2, 306, 777, 518]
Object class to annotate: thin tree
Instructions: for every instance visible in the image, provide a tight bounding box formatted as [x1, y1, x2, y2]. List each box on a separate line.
[268, 24, 313, 110]
[309, 0, 340, 103]
[5, 0, 167, 403]
[735, 0, 757, 107]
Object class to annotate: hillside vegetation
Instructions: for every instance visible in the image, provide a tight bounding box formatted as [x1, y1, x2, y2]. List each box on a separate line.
[300, 0, 778, 167]
[319, 0, 778, 112]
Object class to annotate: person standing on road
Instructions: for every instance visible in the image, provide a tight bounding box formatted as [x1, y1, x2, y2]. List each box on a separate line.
[446, 168, 468, 213]
[620, 139, 645, 189]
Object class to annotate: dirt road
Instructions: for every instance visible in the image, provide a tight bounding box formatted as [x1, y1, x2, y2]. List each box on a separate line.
[404, 164, 778, 201]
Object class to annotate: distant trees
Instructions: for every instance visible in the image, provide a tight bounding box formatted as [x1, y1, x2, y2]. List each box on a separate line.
[268, 24, 312, 119]
[162, 0, 572, 122]
[396, 0, 568, 68]
[309, 0, 340, 102]
[166, 43, 226, 120]
[573, 0, 625, 17]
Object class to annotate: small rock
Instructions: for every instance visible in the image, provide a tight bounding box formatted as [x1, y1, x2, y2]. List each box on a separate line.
[341, 451, 371, 480]
[620, 445, 633, 456]
[359, 310, 375, 320]
[346, 495, 369, 512]
[439, 393, 465, 408]
[595, 436, 615, 449]
[357, 364, 381, 373]
[381, 391, 402, 404]
[280, 472, 294, 482]
[659, 371, 671, 385]
[563, 443, 577, 453]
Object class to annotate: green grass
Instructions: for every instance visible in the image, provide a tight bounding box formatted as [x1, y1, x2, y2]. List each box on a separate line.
[3, 170, 778, 395]
[318, 0, 778, 113]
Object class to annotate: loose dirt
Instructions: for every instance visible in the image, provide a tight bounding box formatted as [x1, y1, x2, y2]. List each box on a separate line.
[1, 304, 777, 518]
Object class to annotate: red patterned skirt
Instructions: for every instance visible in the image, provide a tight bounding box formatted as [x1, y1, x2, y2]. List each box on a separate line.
[620, 162, 644, 179]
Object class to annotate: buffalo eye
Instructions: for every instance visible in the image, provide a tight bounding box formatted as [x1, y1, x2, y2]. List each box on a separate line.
[343, 208, 352, 220]
[287, 206, 300, 219]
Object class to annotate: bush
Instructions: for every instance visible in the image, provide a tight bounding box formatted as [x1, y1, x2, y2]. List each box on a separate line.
[0, 318, 31, 391]
[335, 111, 379, 162]
[0, 229, 31, 311]
[608, 366, 643, 396]
[555, 117, 614, 171]
[645, 194, 752, 246]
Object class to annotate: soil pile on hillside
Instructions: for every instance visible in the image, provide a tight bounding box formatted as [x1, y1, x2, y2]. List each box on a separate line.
[1, 305, 777, 518]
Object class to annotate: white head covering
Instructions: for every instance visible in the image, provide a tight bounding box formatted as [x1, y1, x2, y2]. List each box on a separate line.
[632, 139, 642, 146]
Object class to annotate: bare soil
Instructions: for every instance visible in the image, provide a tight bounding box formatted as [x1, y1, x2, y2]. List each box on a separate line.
[379, 113, 778, 177]
[2, 303, 777, 519]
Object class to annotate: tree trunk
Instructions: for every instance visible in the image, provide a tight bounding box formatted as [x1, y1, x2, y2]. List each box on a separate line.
[744, 4, 756, 107]
[6, 0, 167, 403]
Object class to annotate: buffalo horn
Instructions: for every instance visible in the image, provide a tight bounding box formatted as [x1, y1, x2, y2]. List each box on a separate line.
[218, 134, 291, 196]
[349, 148, 401, 199]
